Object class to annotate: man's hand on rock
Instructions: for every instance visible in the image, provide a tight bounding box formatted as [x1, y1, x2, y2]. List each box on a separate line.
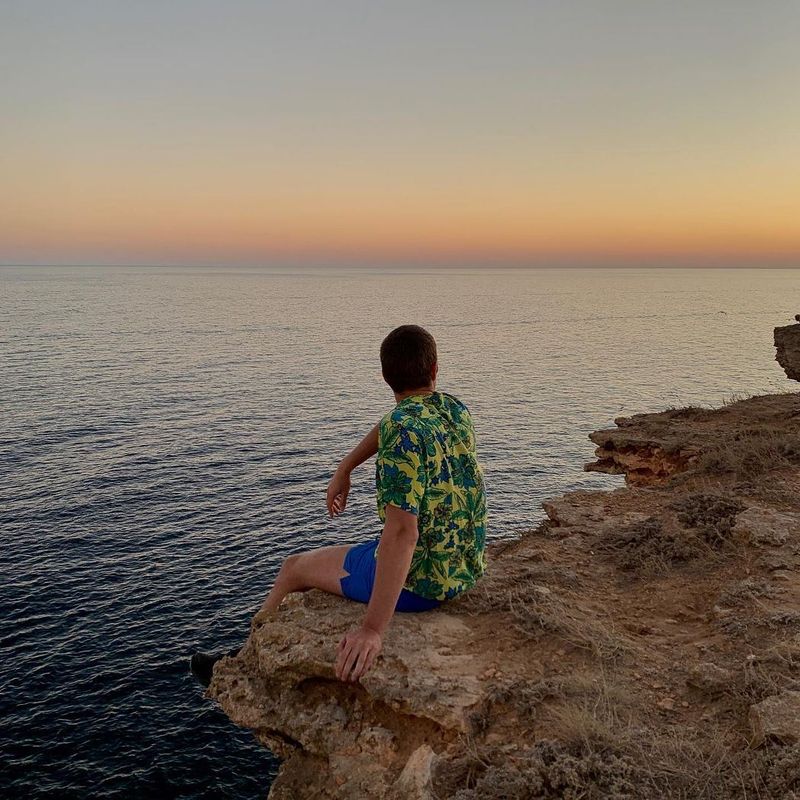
[336, 625, 382, 682]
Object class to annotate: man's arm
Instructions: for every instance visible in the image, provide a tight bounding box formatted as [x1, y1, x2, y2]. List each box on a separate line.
[326, 422, 380, 517]
[335, 504, 418, 681]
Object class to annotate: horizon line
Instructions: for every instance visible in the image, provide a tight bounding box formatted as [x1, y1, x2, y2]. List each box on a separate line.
[2, 261, 799, 271]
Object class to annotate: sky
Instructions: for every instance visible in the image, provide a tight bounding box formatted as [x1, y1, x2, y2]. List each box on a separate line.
[1, 1, 799, 268]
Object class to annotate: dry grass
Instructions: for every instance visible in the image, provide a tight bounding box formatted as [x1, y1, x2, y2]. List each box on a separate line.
[454, 554, 580, 616]
[456, 623, 800, 799]
[506, 585, 631, 661]
[439, 393, 800, 799]
[446, 712, 800, 799]
[457, 697, 800, 799]
[734, 655, 800, 705]
[669, 492, 746, 546]
[449, 608, 800, 800]
[601, 516, 706, 574]
[547, 672, 635, 751]
[628, 731, 793, 800]
[718, 577, 780, 608]
[721, 391, 759, 407]
[473, 672, 633, 735]
[437, 737, 642, 800]
[693, 428, 800, 480]
[601, 491, 749, 577]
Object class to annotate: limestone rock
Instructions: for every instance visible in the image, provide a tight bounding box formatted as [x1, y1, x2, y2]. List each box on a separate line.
[686, 662, 733, 695]
[733, 506, 800, 547]
[775, 322, 800, 381]
[208, 591, 486, 798]
[749, 691, 800, 745]
[756, 552, 795, 571]
[583, 392, 800, 485]
[390, 744, 435, 800]
[584, 427, 697, 485]
[541, 493, 607, 531]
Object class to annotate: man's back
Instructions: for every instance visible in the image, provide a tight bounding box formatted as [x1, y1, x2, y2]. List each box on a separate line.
[193, 325, 484, 687]
[375, 390, 487, 600]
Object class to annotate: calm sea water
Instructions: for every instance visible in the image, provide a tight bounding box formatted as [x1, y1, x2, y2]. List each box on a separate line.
[2, 266, 798, 798]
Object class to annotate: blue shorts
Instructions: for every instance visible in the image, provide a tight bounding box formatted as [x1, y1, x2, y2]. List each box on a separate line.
[340, 537, 442, 613]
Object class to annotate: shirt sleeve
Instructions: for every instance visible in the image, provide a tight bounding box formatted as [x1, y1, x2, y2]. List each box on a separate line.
[376, 417, 427, 517]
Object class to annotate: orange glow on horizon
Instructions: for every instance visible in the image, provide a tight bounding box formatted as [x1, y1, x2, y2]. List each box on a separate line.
[3, 189, 798, 266]
[3, 139, 798, 265]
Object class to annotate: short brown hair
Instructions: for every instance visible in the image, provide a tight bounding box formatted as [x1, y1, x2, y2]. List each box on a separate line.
[380, 325, 437, 393]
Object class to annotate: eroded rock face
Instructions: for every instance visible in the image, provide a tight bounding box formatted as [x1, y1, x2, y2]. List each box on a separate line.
[209, 592, 488, 799]
[775, 322, 800, 381]
[584, 425, 697, 485]
[584, 392, 800, 485]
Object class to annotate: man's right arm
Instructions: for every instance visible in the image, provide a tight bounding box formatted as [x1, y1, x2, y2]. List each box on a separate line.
[326, 421, 380, 517]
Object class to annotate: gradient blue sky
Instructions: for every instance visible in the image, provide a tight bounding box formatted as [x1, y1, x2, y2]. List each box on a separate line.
[2, 1, 799, 267]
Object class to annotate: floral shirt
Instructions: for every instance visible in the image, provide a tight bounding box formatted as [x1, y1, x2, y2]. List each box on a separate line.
[375, 391, 487, 600]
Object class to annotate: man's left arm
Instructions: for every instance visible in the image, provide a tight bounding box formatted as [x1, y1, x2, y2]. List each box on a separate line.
[335, 504, 418, 682]
[326, 421, 381, 518]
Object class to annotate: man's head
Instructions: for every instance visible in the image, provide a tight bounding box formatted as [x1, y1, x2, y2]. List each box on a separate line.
[380, 325, 438, 394]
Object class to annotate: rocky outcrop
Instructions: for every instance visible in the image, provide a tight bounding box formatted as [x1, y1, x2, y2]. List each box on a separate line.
[582, 327, 800, 485]
[583, 408, 702, 485]
[733, 506, 800, 547]
[750, 691, 800, 746]
[685, 662, 732, 696]
[775, 321, 800, 381]
[208, 394, 800, 798]
[584, 391, 800, 485]
[210, 594, 485, 799]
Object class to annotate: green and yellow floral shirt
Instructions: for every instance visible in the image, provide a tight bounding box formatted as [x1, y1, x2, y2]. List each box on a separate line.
[375, 391, 487, 600]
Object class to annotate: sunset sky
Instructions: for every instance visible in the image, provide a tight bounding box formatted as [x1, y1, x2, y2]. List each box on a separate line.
[2, 1, 799, 267]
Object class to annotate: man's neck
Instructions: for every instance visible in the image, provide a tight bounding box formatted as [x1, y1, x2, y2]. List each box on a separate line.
[393, 385, 435, 404]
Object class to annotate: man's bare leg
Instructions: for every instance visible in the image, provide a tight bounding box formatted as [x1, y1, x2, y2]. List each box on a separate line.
[262, 544, 351, 611]
[191, 544, 353, 687]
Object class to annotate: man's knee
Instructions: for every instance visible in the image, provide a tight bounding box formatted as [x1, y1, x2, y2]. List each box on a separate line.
[280, 553, 303, 578]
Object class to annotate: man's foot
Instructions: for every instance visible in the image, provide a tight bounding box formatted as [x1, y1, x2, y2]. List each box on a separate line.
[190, 647, 240, 688]
[190, 652, 220, 688]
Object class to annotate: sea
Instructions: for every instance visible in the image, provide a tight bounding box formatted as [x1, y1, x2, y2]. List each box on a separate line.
[2, 265, 798, 798]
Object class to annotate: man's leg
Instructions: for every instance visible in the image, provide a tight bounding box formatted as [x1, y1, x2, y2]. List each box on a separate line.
[262, 544, 351, 611]
[191, 543, 352, 687]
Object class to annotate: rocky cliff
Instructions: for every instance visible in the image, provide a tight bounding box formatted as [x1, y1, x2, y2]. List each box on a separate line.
[775, 320, 800, 381]
[209, 363, 800, 798]
[584, 390, 800, 486]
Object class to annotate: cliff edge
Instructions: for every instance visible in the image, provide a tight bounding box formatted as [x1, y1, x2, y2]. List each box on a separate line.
[209, 364, 800, 798]
[775, 320, 800, 381]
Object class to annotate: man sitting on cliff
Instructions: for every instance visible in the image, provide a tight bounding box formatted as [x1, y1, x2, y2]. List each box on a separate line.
[191, 324, 487, 685]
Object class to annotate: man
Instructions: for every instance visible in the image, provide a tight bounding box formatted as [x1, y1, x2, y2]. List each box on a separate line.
[191, 324, 486, 686]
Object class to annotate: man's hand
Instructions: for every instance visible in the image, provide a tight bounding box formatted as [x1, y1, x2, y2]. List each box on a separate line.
[335, 506, 418, 682]
[326, 422, 380, 517]
[326, 467, 351, 518]
[336, 625, 382, 682]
